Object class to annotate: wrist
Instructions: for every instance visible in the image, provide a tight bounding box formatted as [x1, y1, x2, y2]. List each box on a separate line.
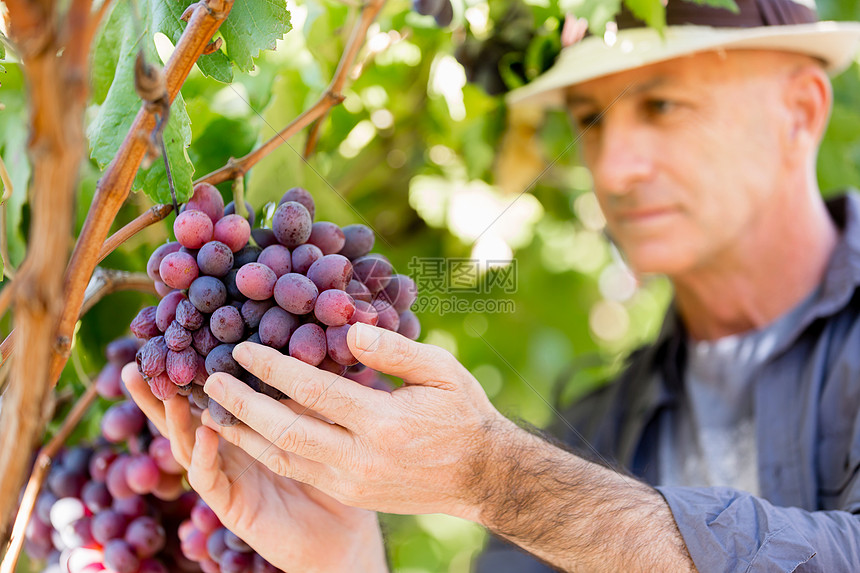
[337, 511, 388, 573]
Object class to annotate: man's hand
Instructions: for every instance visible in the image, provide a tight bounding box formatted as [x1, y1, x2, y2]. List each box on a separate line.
[200, 322, 507, 520]
[122, 364, 389, 573]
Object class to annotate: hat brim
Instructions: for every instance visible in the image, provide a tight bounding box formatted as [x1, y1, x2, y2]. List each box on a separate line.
[506, 21, 860, 109]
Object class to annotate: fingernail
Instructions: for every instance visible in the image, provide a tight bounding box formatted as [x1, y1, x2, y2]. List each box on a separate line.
[233, 343, 251, 364]
[354, 323, 380, 352]
[204, 376, 223, 400]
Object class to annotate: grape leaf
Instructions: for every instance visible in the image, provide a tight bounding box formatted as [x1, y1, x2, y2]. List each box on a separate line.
[88, 1, 194, 204]
[623, 0, 667, 32]
[218, 0, 292, 72]
[681, 0, 740, 12]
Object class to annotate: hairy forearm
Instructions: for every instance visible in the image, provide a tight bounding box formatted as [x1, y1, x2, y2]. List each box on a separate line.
[463, 418, 696, 572]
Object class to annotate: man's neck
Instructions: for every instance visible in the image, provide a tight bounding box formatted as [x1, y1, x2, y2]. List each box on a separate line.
[671, 184, 838, 341]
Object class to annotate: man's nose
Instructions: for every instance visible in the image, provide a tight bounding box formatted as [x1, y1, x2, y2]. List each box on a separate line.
[588, 121, 655, 198]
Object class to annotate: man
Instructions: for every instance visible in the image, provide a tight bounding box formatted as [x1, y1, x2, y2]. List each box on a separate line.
[125, 0, 860, 571]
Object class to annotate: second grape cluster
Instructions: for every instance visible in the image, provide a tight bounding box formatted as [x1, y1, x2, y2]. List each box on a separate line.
[130, 183, 420, 426]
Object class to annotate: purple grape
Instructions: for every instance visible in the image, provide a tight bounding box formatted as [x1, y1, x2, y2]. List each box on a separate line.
[185, 183, 225, 225]
[345, 279, 372, 303]
[257, 245, 292, 277]
[131, 307, 160, 340]
[25, 515, 52, 547]
[223, 530, 253, 552]
[413, 0, 445, 16]
[96, 362, 125, 399]
[214, 214, 251, 253]
[125, 516, 166, 558]
[241, 299, 275, 330]
[149, 372, 180, 400]
[348, 300, 379, 326]
[35, 491, 58, 525]
[291, 243, 323, 275]
[253, 554, 281, 573]
[233, 245, 262, 268]
[273, 273, 318, 315]
[306, 254, 353, 292]
[339, 224, 375, 259]
[48, 468, 87, 499]
[106, 337, 142, 366]
[192, 322, 220, 356]
[288, 324, 327, 366]
[434, 0, 453, 26]
[208, 398, 238, 427]
[191, 502, 222, 534]
[210, 305, 244, 343]
[147, 242, 182, 282]
[58, 516, 95, 549]
[166, 347, 200, 386]
[272, 201, 312, 248]
[164, 320, 193, 351]
[206, 528, 228, 562]
[92, 510, 128, 545]
[159, 251, 200, 290]
[258, 307, 299, 349]
[247, 332, 262, 344]
[104, 538, 141, 573]
[205, 344, 241, 377]
[101, 402, 145, 444]
[154, 281, 174, 297]
[82, 481, 113, 513]
[314, 289, 356, 326]
[174, 210, 214, 250]
[180, 245, 200, 259]
[176, 299, 204, 330]
[220, 549, 253, 573]
[352, 254, 393, 294]
[63, 447, 93, 474]
[307, 222, 345, 255]
[155, 291, 185, 332]
[149, 436, 183, 475]
[126, 455, 160, 495]
[236, 263, 277, 300]
[189, 276, 227, 313]
[372, 299, 401, 331]
[380, 274, 418, 312]
[318, 355, 347, 376]
[139, 558, 169, 573]
[113, 494, 148, 518]
[197, 241, 234, 277]
[279, 187, 316, 220]
[326, 325, 357, 365]
[106, 456, 135, 500]
[89, 449, 118, 483]
[224, 200, 255, 226]
[191, 383, 209, 409]
[137, 336, 168, 379]
[398, 310, 421, 340]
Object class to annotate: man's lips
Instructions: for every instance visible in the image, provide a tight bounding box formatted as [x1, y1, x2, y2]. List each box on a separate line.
[615, 206, 678, 223]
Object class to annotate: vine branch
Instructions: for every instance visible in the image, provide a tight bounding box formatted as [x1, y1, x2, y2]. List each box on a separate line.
[196, 0, 385, 185]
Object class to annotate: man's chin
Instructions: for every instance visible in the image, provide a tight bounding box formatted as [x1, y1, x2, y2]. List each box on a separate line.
[621, 246, 698, 277]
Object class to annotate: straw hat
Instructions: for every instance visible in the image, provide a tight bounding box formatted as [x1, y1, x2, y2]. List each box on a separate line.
[507, 0, 860, 108]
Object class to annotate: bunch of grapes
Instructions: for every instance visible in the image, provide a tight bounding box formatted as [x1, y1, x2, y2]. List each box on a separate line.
[412, 0, 453, 27]
[177, 498, 281, 573]
[130, 183, 420, 426]
[23, 338, 284, 573]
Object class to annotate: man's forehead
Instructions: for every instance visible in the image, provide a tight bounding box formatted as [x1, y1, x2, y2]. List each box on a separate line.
[565, 76, 673, 106]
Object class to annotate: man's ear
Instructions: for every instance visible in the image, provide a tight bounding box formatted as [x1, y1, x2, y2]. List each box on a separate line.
[783, 61, 832, 153]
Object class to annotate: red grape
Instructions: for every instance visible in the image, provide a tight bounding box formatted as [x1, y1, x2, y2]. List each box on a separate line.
[192, 322, 220, 356]
[372, 299, 401, 331]
[352, 254, 393, 293]
[288, 324, 327, 365]
[130, 306, 161, 340]
[326, 325, 357, 365]
[257, 244, 292, 277]
[279, 187, 315, 219]
[272, 201, 312, 247]
[104, 538, 141, 573]
[185, 183, 225, 225]
[214, 214, 251, 253]
[236, 262, 277, 300]
[210, 305, 245, 343]
[146, 242, 182, 282]
[308, 222, 345, 255]
[339, 224, 374, 259]
[290, 243, 322, 275]
[126, 455, 160, 495]
[345, 279, 372, 303]
[197, 241, 234, 277]
[125, 516, 166, 558]
[101, 403, 145, 444]
[306, 254, 353, 291]
[348, 300, 379, 326]
[174, 210, 214, 250]
[258, 307, 298, 349]
[273, 273, 318, 315]
[159, 252, 200, 290]
[189, 276, 227, 313]
[96, 362, 125, 399]
[381, 274, 418, 312]
[314, 289, 355, 326]
[398, 310, 421, 340]
[92, 510, 128, 545]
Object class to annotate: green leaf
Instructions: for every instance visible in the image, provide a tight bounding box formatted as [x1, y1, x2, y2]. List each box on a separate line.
[0, 41, 5, 60]
[561, 0, 622, 36]
[681, 0, 740, 13]
[623, 0, 667, 32]
[88, 1, 194, 204]
[219, 0, 292, 73]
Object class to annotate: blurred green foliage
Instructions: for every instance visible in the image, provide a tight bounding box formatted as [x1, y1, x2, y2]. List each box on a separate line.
[4, 0, 860, 571]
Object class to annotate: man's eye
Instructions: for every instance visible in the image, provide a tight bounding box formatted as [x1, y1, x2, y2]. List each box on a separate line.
[645, 99, 676, 116]
[576, 114, 602, 129]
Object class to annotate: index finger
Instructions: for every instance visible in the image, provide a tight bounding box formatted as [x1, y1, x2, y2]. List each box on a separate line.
[231, 342, 383, 431]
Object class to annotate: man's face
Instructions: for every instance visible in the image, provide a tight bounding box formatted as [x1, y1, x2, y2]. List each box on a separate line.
[566, 50, 806, 276]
